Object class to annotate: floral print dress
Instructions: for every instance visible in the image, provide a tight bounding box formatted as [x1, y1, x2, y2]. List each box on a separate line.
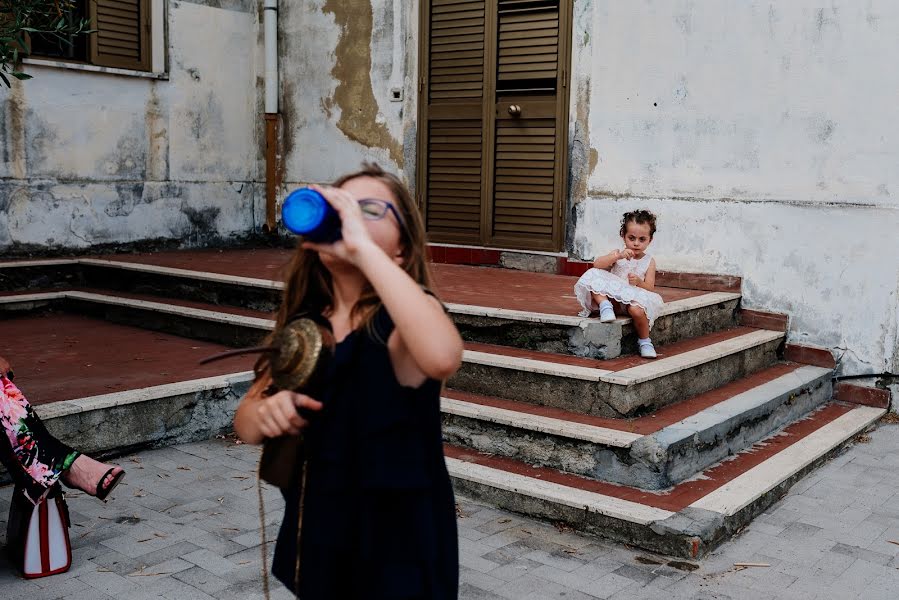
[0, 374, 80, 503]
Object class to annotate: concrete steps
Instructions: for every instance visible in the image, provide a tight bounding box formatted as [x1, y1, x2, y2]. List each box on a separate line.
[0, 251, 884, 561]
[442, 362, 832, 489]
[0, 257, 741, 359]
[452, 328, 784, 418]
[446, 403, 884, 559]
[448, 291, 740, 359]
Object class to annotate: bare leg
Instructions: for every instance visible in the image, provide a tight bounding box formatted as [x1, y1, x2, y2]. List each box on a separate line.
[590, 292, 609, 308]
[628, 304, 651, 340]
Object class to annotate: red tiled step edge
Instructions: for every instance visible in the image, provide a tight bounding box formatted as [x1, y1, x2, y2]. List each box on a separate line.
[0, 312, 254, 405]
[79, 252, 716, 318]
[431, 263, 705, 316]
[96, 248, 293, 281]
[834, 382, 891, 409]
[444, 402, 853, 513]
[2, 287, 274, 321]
[444, 361, 804, 436]
[741, 309, 789, 332]
[427, 245, 742, 293]
[464, 326, 763, 372]
[784, 343, 836, 369]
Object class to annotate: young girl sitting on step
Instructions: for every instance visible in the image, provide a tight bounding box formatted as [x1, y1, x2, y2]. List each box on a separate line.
[574, 210, 664, 359]
[234, 163, 463, 599]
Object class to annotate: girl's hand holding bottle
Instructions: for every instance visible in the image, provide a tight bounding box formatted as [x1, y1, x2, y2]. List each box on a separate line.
[628, 273, 643, 287]
[299, 184, 375, 264]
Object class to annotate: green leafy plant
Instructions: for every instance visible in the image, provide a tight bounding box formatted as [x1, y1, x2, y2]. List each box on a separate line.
[0, 0, 92, 87]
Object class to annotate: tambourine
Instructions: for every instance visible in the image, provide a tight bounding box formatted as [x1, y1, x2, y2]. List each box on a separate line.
[269, 317, 336, 394]
[200, 317, 336, 490]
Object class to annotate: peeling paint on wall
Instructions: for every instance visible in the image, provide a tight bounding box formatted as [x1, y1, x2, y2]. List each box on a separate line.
[0, 1, 260, 253]
[322, 0, 403, 166]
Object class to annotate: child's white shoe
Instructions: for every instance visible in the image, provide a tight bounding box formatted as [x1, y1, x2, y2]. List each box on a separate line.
[599, 307, 616, 323]
[638, 339, 657, 359]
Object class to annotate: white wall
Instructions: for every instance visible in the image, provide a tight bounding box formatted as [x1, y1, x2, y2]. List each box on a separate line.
[276, 0, 417, 188]
[0, 0, 260, 250]
[571, 0, 899, 375]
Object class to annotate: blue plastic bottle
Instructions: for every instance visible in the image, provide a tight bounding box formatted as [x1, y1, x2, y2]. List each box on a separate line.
[280, 188, 341, 242]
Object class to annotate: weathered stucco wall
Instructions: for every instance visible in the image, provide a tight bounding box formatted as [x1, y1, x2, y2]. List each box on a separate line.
[277, 0, 417, 188]
[571, 1, 899, 376]
[0, 0, 260, 252]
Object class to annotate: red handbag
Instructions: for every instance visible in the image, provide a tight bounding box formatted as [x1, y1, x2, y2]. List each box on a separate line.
[6, 483, 72, 578]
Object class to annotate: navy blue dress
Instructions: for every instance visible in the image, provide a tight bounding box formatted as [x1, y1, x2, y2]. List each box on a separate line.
[272, 307, 458, 599]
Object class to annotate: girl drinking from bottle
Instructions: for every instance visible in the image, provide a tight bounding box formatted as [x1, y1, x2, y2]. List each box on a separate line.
[234, 163, 463, 599]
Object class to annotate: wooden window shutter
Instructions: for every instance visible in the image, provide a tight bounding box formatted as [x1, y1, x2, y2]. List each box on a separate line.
[421, 0, 487, 243]
[490, 0, 563, 246]
[496, 0, 558, 84]
[89, 0, 151, 71]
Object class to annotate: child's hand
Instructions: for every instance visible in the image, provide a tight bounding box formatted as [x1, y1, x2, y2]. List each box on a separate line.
[628, 273, 643, 286]
[301, 184, 377, 265]
[619, 248, 635, 260]
[256, 391, 323, 438]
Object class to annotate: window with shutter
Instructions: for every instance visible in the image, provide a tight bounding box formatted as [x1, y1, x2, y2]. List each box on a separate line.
[418, 0, 571, 251]
[89, 0, 151, 71]
[29, 0, 151, 72]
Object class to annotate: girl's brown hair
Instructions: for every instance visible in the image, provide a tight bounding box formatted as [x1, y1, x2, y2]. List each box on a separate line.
[620, 209, 658, 238]
[254, 163, 433, 378]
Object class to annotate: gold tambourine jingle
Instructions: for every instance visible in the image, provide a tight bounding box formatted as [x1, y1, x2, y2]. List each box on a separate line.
[270, 318, 335, 392]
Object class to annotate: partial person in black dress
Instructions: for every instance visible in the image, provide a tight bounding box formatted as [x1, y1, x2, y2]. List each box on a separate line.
[234, 163, 463, 599]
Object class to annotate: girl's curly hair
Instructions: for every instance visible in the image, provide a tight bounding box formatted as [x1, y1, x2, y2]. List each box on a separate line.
[620, 210, 657, 238]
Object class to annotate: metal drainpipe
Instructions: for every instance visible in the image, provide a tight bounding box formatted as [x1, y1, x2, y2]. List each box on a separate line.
[263, 0, 280, 233]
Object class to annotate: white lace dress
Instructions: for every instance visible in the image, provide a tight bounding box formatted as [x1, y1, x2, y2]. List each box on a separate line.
[574, 254, 665, 327]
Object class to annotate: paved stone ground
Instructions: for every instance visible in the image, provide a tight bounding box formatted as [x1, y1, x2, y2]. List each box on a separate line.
[2, 423, 898, 599]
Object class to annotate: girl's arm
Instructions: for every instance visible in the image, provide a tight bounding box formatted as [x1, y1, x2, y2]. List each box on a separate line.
[628, 259, 657, 291]
[356, 248, 464, 383]
[303, 185, 464, 385]
[643, 258, 657, 290]
[593, 248, 635, 270]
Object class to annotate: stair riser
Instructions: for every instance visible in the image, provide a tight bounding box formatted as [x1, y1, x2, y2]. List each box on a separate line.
[451, 477, 695, 558]
[68, 299, 268, 348]
[451, 423, 872, 560]
[453, 299, 739, 360]
[0, 381, 251, 486]
[455, 316, 621, 360]
[641, 300, 740, 354]
[450, 339, 782, 418]
[0, 263, 80, 292]
[443, 373, 832, 490]
[81, 264, 283, 313]
[653, 375, 833, 487]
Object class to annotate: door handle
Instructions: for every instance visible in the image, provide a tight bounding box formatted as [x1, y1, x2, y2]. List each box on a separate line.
[508, 104, 522, 117]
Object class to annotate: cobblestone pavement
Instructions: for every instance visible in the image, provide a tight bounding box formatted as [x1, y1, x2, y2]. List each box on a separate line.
[2, 423, 898, 599]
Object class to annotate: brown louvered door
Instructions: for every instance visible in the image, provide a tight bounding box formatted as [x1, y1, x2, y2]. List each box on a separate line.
[419, 0, 569, 250]
[489, 0, 568, 250]
[89, 0, 151, 71]
[419, 0, 489, 244]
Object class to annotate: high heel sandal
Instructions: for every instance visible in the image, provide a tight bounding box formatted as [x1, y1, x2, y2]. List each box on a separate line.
[95, 468, 126, 502]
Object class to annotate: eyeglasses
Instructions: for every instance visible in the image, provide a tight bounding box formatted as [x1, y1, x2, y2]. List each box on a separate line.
[358, 198, 407, 233]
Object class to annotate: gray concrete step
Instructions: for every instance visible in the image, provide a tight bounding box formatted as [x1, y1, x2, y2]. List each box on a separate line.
[442, 361, 832, 490]
[452, 291, 741, 359]
[451, 328, 785, 418]
[446, 402, 885, 559]
[0, 257, 742, 359]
